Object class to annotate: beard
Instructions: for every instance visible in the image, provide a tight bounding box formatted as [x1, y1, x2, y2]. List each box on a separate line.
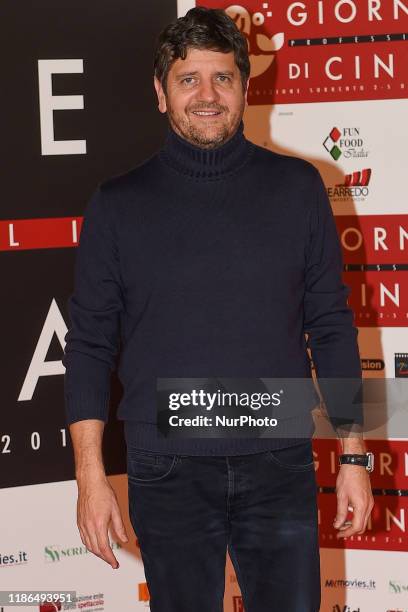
[166, 99, 245, 150]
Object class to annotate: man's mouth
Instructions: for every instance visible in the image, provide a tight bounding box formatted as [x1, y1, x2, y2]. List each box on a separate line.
[191, 110, 222, 116]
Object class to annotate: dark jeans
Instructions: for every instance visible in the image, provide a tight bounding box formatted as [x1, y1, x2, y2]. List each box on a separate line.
[127, 441, 321, 612]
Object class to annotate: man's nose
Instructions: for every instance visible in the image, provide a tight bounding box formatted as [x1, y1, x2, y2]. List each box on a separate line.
[196, 79, 219, 103]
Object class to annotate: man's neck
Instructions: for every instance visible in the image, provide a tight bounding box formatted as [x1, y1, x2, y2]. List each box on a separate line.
[158, 119, 253, 181]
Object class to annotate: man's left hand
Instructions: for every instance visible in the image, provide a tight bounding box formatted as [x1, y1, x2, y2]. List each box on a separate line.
[333, 464, 374, 539]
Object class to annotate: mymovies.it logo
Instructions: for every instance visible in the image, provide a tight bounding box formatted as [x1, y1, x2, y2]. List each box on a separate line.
[323, 126, 369, 161]
[325, 576, 376, 590]
[44, 541, 121, 563]
[0, 549, 28, 567]
[332, 605, 361, 612]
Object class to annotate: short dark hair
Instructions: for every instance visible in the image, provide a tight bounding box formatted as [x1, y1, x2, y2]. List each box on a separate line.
[153, 6, 250, 94]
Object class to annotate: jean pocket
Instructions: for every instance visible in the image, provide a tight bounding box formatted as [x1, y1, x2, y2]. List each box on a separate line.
[266, 441, 315, 472]
[127, 448, 182, 483]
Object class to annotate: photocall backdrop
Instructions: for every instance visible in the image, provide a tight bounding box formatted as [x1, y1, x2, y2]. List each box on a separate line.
[0, 0, 407, 610]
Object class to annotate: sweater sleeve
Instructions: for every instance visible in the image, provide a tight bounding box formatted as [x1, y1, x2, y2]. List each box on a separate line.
[303, 168, 363, 432]
[62, 185, 124, 425]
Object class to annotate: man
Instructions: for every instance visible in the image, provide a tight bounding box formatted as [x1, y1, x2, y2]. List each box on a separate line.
[63, 6, 374, 611]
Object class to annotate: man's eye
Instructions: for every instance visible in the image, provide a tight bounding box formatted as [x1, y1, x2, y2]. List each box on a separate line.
[217, 75, 231, 82]
[182, 77, 195, 84]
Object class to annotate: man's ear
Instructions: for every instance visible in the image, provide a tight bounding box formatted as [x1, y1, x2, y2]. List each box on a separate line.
[244, 78, 250, 106]
[154, 76, 167, 113]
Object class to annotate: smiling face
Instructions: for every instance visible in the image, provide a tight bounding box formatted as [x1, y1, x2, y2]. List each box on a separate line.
[154, 47, 249, 149]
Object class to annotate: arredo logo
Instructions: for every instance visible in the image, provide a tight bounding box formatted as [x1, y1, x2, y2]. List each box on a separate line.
[44, 541, 121, 563]
[323, 127, 369, 161]
[395, 353, 408, 377]
[327, 167, 372, 202]
[225, 3, 284, 78]
[341, 168, 371, 187]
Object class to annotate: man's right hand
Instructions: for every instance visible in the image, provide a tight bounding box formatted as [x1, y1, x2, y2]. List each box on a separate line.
[69, 419, 128, 569]
[77, 475, 129, 568]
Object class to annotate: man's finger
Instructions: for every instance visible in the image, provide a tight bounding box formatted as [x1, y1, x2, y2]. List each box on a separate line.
[87, 524, 102, 556]
[356, 514, 370, 535]
[78, 525, 90, 550]
[333, 493, 349, 528]
[111, 504, 129, 543]
[95, 523, 119, 569]
[336, 503, 366, 538]
[356, 502, 374, 534]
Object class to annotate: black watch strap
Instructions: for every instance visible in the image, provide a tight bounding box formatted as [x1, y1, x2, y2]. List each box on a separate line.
[338, 452, 374, 472]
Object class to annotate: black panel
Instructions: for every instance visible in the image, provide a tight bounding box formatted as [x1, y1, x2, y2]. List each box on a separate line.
[0, 0, 177, 488]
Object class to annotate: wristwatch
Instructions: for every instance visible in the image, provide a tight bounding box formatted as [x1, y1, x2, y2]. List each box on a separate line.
[338, 452, 374, 472]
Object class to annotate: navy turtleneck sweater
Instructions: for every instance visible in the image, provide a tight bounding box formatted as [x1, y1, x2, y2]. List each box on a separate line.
[62, 120, 362, 455]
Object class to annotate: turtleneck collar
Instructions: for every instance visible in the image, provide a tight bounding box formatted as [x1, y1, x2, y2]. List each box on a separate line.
[158, 119, 253, 181]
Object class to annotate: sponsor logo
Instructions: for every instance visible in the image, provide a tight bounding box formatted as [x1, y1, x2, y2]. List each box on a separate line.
[341, 168, 372, 187]
[323, 127, 369, 161]
[395, 354, 408, 377]
[225, 5, 284, 79]
[39, 592, 105, 611]
[389, 579, 408, 594]
[74, 592, 104, 609]
[44, 542, 120, 563]
[320, 357, 382, 372]
[361, 358, 384, 371]
[327, 168, 371, 203]
[325, 577, 376, 590]
[0, 550, 28, 567]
